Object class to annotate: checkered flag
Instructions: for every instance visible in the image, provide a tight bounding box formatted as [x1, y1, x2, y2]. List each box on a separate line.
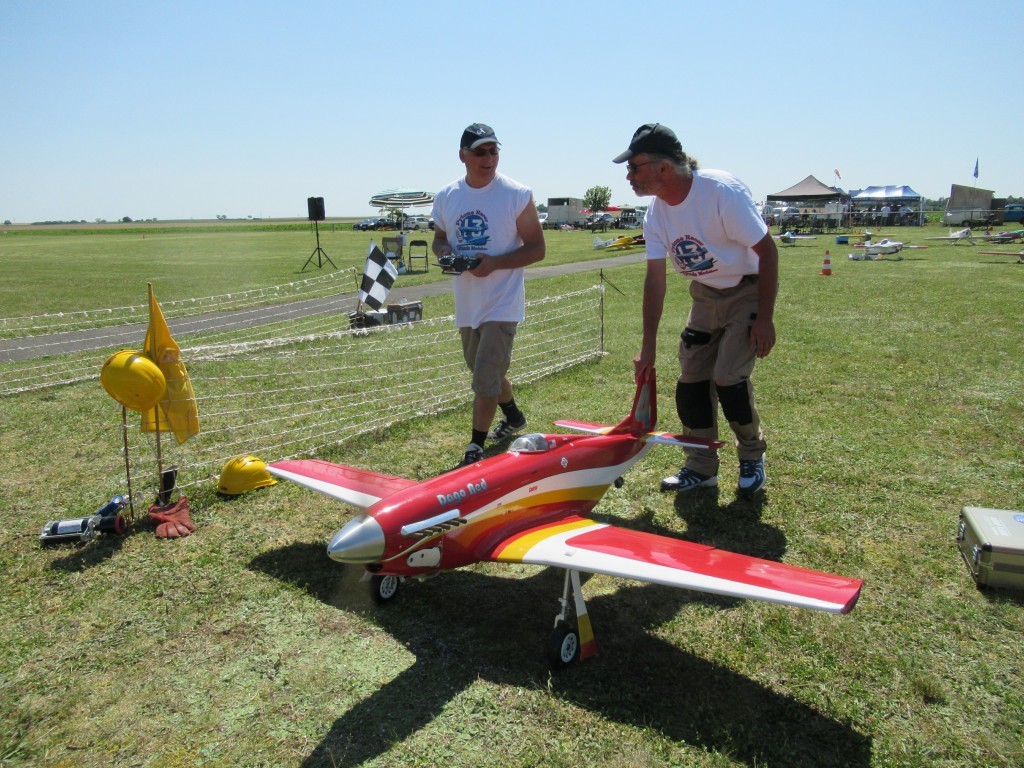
[358, 242, 399, 311]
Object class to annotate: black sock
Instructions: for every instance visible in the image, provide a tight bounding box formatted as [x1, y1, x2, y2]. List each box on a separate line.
[471, 429, 488, 449]
[499, 398, 524, 424]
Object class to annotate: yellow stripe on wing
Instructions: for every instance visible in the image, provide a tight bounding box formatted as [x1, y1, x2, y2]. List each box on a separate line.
[492, 518, 599, 562]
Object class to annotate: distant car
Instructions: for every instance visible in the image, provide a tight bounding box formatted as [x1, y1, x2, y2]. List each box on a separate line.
[1003, 204, 1024, 224]
[942, 209, 994, 227]
[353, 218, 376, 231]
[371, 218, 396, 231]
[404, 216, 433, 231]
[772, 206, 801, 224]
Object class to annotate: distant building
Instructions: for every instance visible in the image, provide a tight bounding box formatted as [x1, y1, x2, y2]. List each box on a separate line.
[545, 197, 584, 228]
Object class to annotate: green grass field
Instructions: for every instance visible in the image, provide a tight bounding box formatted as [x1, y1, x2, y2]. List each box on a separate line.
[1, 224, 1022, 767]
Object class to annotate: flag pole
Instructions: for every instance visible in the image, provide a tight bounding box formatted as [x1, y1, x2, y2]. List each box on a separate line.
[153, 402, 163, 506]
[121, 405, 135, 524]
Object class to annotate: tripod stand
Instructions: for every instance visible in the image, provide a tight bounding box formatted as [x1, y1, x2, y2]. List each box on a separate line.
[302, 219, 336, 271]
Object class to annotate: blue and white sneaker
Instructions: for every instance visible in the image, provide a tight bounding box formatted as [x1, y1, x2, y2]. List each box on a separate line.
[737, 458, 767, 497]
[660, 468, 718, 493]
[456, 443, 484, 469]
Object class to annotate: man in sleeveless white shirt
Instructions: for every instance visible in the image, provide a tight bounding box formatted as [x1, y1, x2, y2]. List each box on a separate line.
[614, 123, 778, 498]
[432, 124, 546, 468]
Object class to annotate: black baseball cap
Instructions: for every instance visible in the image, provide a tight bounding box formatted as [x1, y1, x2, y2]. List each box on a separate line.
[613, 123, 682, 163]
[460, 123, 500, 150]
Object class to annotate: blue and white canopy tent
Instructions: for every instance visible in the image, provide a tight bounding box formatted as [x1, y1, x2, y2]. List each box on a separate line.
[850, 185, 924, 226]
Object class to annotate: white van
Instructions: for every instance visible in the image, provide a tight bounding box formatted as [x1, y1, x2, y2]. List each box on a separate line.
[404, 216, 433, 231]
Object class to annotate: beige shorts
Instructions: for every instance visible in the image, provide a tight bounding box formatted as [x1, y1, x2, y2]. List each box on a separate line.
[460, 322, 518, 398]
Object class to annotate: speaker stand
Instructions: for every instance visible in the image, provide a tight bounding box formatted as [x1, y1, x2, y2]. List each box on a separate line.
[302, 220, 336, 271]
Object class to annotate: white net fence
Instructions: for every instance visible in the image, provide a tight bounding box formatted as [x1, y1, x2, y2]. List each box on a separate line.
[5, 286, 605, 514]
[0, 269, 359, 394]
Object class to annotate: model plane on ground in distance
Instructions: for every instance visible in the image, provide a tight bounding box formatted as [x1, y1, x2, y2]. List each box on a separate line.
[977, 249, 1024, 263]
[268, 369, 863, 668]
[978, 229, 1024, 244]
[772, 231, 817, 245]
[592, 234, 645, 251]
[924, 227, 976, 245]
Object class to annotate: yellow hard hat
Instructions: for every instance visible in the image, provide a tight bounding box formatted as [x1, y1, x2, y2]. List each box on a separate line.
[217, 455, 277, 495]
[101, 350, 167, 412]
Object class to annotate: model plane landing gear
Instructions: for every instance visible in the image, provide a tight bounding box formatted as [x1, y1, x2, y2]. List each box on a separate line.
[548, 621, 580, 668]
[370, 574, 401, 604]
[547, 569, 595, 669]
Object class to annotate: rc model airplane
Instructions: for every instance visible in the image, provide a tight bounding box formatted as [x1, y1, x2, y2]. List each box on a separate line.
[592, 234, 645, 251]
[925, 227, 976, 245]
[268, 370, 863, 668]
[978, 229, 1024, 244]
[773, 231, 817, 246]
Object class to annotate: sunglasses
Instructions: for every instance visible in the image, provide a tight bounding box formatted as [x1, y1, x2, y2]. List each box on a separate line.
[626, 160, 656, 174]
[469, 147, 499, 157]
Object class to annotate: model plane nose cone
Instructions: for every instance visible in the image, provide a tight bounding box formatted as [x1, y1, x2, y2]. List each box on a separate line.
[327, 514, 385, 563]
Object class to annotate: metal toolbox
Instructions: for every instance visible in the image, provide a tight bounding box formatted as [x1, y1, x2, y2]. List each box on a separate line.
[956, 507, 1024, 589]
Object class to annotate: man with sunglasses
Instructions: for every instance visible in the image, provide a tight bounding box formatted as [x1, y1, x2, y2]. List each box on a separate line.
[614, 123, 778, 498]
[432, 123, 546, 468]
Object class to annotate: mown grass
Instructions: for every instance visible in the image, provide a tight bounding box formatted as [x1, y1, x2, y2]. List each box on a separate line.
[0, 225, 1022, 767]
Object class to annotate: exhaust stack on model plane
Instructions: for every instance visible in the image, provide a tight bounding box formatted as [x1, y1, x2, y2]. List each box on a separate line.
[269, 369, 862, 668]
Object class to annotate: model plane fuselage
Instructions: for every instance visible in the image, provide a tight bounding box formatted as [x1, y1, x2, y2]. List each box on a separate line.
[280, 432, 651, 576]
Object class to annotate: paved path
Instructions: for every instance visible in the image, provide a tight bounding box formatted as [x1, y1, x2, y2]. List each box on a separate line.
[0, 251, 645, 363]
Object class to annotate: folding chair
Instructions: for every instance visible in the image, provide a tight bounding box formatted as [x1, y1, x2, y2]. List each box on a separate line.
[381, 236, 404, 265]
[408, 240, 429, 272]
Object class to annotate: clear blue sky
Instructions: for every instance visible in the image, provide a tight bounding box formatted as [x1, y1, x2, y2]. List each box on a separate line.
[3, 1, 1021, 223]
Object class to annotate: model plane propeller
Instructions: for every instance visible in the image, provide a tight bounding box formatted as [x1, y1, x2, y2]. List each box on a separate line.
[268, 369, 862, 668]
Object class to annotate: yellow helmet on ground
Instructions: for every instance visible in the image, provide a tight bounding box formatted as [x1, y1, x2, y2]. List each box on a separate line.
[217, 455, 277, 495]
[101, 350, 167, 412]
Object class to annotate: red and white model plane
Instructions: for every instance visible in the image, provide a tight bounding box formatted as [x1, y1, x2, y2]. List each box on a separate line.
[268, 370, 863, 668]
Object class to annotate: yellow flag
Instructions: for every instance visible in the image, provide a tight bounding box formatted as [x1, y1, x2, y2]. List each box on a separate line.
[140, 284, 200, 444]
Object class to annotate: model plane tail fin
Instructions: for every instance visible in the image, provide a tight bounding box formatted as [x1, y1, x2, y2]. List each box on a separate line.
[607, 367, 657, 436]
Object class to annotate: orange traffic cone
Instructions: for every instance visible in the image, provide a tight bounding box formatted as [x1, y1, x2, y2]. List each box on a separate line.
[820, 250, 832, 276]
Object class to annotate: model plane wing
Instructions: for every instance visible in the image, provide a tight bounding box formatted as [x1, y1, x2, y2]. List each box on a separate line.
[268, 459, 416, 510]
[487, 516, 861, 614]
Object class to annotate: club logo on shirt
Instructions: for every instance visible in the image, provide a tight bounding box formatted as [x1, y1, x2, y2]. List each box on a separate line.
[670, 236, 716, 274]
[456, 211, 491, 249]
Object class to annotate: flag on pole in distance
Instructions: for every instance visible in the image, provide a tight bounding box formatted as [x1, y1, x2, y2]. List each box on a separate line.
[358, 242, 399, 311]
[140, 284, 200, 445]
[834, 168, 841, 180]
[973, 158, 979, 179]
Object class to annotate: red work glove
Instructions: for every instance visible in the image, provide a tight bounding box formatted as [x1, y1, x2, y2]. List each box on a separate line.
[148, 496, 195, 539]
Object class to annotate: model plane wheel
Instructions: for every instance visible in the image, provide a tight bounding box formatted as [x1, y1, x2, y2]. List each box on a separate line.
[547, 621, 580, 669]
[370, 574, 400, 604]
[614, 477, 625, 488]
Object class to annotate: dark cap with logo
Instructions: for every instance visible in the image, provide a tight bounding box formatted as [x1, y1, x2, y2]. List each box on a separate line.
[613, 123, 682, 163]
[460, 123, 500, 150]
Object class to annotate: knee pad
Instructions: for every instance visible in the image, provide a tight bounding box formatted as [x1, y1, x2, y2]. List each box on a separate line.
[716, 380, 753, 426]
[676, 380, 714, 430]
[681, 327, 712, 350]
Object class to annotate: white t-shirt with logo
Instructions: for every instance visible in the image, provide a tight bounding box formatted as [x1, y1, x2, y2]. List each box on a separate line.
[432, 172, 533, 328]
[644, 169, 768, 289]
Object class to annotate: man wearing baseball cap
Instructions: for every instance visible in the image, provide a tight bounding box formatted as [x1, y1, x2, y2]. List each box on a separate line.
[615, 123, 778, 498]
[432, 123, 546, 467]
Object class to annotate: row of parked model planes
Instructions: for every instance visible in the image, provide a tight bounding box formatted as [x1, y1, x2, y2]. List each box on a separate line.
[775, 227, 1024, 262]
[593, 227, 1024, 260]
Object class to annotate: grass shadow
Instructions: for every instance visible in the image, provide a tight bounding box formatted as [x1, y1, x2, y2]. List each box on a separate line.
[249, 542, 870, 768]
